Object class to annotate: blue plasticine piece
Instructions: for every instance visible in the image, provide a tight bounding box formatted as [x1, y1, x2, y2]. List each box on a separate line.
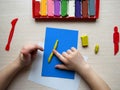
[75, 0, 81, 18]
[89, 0, 95, 16]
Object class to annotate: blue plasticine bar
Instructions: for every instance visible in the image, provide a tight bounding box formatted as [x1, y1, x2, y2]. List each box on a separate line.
[89, 0, 95, 16]
[75, 0, 81, 18]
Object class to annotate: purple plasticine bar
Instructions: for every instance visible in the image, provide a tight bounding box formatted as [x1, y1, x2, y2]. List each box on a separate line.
[54, 0, 60, 16]
[75, 0, 81, 18]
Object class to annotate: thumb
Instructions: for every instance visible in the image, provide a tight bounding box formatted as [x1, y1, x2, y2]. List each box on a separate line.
[20, 50, 31, 61]
[21, 48, 29, 56]
[55, 64, 69, 70]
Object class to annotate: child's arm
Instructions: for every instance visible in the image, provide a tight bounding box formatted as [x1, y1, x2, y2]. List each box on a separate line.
[53, 47, 111, 90]
[0, 44, 44, 90]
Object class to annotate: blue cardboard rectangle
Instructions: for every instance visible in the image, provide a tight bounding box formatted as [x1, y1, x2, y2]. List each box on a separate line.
[42, 27, 78, 79]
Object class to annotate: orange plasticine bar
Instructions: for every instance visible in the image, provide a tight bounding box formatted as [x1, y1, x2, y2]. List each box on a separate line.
[40, 0, 47, 16]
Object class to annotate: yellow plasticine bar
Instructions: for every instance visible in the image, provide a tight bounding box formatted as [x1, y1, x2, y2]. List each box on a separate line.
[48, 40, 59, 63]
[95, 44, 99, 54]
[53, 40, 59, 49]
[81, 35, 88, 47]
[48, 52, 54, 63]
[40, 0, 47, 16]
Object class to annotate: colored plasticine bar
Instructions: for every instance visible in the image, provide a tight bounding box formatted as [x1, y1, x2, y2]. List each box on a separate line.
[89, 0, 95, 16]
[96, 0, 100, 18]
[54, 0, 60, 16]
[48, 0, 54, 16]
[40, 0, 47, 16]
[34, 0, 40, 17]
[75, 0, 81, 18]
[81, 34, 88, 47]
[32, 0, 99, 19]
[48, 52, 54, 63]
[68, 0, 75, 17]
[82, 0, 88, 18]
[61, 0, 68, 17]
[48, 40, 59, 63]
[95, 44, 99, 54]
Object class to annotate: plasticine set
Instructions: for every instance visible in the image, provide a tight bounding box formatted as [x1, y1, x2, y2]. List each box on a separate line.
[32, 0, 100, 20]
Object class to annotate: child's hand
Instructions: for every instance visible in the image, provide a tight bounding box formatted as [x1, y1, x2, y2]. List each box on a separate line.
[17, 44, 44, 67]
[53, 47, 88, 72]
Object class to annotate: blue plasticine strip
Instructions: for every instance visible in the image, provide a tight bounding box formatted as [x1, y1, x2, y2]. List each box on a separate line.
[89, 0, 95, 16]
[75, 0, 81, 18]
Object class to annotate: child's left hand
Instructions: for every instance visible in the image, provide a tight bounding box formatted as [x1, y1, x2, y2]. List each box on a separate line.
[17, 44, 44, 67]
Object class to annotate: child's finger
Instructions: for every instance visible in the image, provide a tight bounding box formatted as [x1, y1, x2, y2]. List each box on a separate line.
[31, 54, 37, 60]
[55, 64, 69, 70]
[66, 49, 72, 54]
[71, 47, 76, 52]
[37, 45, 44, 51]
[21, 44, 43, 55]
[27, 44, 43, 52]
[53, 50, 68, 63]
[31, 49, 37, 54]
[62, 52, 70, 59]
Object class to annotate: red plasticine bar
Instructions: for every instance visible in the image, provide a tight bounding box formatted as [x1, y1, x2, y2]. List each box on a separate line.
[35, 1, 40, 17]
[32, 0, 40, 18]
[5, 18, 18, 51]
[96, 0, 100, 18]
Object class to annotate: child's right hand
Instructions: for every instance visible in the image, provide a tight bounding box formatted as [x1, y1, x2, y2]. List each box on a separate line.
[53, 47, 89, 73]
[53, 47, 111, 90]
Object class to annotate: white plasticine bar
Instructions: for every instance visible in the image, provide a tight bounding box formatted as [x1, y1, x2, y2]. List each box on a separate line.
[68, 0, 75, 17]
[36, 0, 41, 1]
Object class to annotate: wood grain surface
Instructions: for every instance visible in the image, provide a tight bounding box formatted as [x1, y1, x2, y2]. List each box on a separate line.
[0, 0, 120, 90]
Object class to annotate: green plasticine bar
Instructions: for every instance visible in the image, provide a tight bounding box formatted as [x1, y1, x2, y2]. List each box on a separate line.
[48, 40, 59, 63]
[61, 0, 68, 17]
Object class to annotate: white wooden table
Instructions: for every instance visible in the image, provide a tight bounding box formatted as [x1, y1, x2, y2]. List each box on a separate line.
[0, 0, 120, 90]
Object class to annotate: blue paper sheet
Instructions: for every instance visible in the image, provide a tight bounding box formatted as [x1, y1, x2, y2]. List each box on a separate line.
[42, 27, 78, 79]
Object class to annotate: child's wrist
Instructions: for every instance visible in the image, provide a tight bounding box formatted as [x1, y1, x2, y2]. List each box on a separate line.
[13, 60, 24, 70]
[76, 62, 91, 75]
[14, 55, 26, 69]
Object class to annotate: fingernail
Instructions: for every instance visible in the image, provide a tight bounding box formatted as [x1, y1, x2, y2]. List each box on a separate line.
[55, 65, 58, 68]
